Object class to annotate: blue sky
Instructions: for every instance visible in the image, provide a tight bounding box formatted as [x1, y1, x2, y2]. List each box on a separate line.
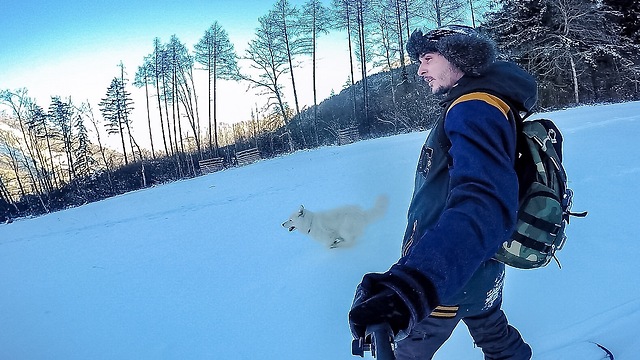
[1, 0, 353, 149]
[2, 0, 271, 70]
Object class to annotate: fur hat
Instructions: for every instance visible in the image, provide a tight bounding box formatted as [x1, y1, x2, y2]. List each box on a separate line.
[406, 25, 496, 76]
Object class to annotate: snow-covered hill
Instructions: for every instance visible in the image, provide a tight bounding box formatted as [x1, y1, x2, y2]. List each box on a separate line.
[1, 101, 639, 359]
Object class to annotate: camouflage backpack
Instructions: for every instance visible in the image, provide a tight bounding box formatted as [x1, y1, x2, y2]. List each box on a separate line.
[494, 117, 587, 269]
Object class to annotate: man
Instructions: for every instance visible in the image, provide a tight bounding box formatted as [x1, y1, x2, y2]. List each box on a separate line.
[348, 25, 537, 359]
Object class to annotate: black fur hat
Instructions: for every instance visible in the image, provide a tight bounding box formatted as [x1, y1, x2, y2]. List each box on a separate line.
[406, 25, 497, 76]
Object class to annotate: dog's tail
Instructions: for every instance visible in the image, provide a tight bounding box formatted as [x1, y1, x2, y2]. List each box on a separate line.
[366, 194, 389, 222]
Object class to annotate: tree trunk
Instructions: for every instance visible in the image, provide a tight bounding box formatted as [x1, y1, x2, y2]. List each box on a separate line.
[569, 52, 579, 104]
[154, 50, 169, 156]
[346, 14, 358, 124]
[144, 78, 156, 159]
[213, 59, 220, 157]
[312, 11, 319, 146]
[395, 0, 408, 82]
[115, 108, 128, 165]
[356, 2, 370, 132]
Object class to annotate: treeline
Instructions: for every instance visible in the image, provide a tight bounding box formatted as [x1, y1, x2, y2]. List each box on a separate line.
[484, 0, 639, 106]
[1, 0, 638, 222]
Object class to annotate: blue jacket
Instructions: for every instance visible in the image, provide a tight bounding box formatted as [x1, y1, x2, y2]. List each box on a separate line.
[398, 61, 537, 311]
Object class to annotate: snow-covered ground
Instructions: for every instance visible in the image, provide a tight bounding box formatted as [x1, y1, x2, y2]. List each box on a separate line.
[1, 101, 639, 359]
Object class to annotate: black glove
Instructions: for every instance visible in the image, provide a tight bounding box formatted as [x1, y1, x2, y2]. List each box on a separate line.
[349, 288, 409, 340]
[348, 264, 439, 340]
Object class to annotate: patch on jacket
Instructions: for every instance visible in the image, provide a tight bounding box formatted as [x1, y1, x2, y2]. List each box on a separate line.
[417, 145, 434, 178]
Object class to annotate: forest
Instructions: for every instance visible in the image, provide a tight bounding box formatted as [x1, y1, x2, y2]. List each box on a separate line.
[0, 0, 638, 222]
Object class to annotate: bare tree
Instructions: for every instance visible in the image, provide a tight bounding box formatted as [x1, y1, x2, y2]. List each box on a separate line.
[0, 170, 16, 215]
[370, 0, 398, 71]
[0, 126, 28, 199]
[242, 15, 291, 125]
[270, 0, 306, 116]
[371, 0, 411, 81]
[331, 0, 359, 123]
[485, 0, 634, 105]
[353, 0, 374, 132]
[116, 62, 139, 162]
[134, 55, 157, 159]
[162, 34, 202, 170]
[152, 38, 175, 156]
[79, 101, 115, 192]
[151, 38, 170, 156]
[468, 0, 492, 27]
[419, 0, 466, 27]
[300, 0, 332, 145]
[26, 103, 58, 189]
[0, 89, 49, 211]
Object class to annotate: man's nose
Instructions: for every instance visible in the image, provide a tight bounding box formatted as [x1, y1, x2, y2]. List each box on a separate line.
[417, 63, 426, 76]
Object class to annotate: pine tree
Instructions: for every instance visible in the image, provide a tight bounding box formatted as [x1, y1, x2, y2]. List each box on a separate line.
[73, 114, 95, 178]
[48, 96, 75, 182]
[194, 22, 240, 157]
[99, 77, 134, 164]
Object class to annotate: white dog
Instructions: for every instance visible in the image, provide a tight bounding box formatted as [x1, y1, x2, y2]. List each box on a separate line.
[282, 195, 389, 249]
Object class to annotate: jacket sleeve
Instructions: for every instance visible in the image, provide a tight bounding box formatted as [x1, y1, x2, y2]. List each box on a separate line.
[398, 99, 518, 304]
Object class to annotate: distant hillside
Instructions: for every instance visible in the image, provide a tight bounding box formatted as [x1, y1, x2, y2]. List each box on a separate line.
[286, 63, 442, 147]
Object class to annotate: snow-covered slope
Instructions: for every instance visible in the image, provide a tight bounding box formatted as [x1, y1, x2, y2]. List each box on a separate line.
[1, 101, 638, 359]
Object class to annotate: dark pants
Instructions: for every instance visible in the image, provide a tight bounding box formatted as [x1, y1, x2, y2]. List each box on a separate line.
[395, 300, 532, 360]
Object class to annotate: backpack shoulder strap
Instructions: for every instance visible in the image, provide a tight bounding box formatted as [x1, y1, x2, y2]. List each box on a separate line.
[446, 91, 511, 120]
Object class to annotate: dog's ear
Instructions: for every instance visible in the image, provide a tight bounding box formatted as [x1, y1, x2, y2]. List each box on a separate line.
[298, 205, 304, 217]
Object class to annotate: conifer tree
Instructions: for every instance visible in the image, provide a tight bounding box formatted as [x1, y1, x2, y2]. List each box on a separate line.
[99, 77, 134, 164]
[194, 22, 240, 156]
[48, 96, 75, 181]
[73, 114, 95, 178]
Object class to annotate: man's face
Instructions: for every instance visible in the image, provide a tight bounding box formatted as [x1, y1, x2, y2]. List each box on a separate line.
[417, 52, 464, 94]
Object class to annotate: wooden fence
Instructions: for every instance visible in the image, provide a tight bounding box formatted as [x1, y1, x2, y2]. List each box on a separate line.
[198, 157, 224, 174]
[236, 147, 261, 166]
[337, 127, 359, 145]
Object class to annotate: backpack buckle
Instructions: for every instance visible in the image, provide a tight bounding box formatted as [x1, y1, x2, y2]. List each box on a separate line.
[548, 128, 557, 144]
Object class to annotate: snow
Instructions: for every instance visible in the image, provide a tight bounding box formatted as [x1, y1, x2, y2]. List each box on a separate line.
[1, 101, 639, 359]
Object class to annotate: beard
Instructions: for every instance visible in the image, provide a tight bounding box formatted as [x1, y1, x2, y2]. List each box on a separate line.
[428, 62, 463, 95]
[431, 84, 450, 95]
